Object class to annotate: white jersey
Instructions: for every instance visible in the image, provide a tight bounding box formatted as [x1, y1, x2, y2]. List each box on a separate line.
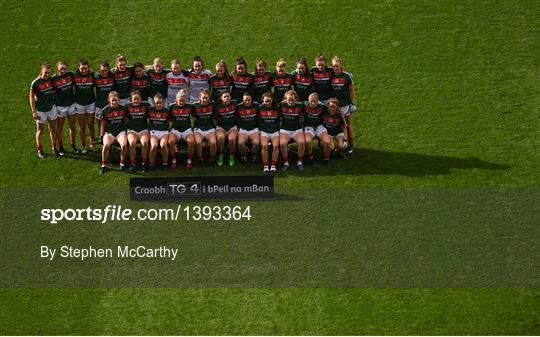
[166, 70, 190, 106]
[188, 69, 212, 103]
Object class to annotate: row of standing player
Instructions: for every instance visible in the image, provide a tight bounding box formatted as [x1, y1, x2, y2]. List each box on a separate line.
[99, 88, 348, 174]
[29, 54, 356, 161]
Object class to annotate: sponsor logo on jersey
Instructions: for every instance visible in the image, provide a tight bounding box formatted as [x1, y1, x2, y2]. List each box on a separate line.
[171, 107, 192, 115]
[37, 81, 53, 91]
[238, 107, 257, 116]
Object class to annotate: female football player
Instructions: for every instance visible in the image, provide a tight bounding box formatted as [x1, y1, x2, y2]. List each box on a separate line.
[271, 58, 294, 103]
[303, 93, 331, 165]
[126, 90, 150, 172]
[73, 59, 96, 152]
[168, 89, 195, 169]
[52, 59, 77, 154]
[148, 93, 170, 169]
[130, 62, 150, 102]
[253, 59, 272, 104]
[193, 89, 217, 164]
[236, 92, 259, 164]
[209, 60, 231, 103]
[258, 92, 280, 174]
[94, 61, 115, 144]
[112, 54, 133, 106]
[166, 59, 190, 106]
[331, 55, 357, 153]
[279, 90, 304, 171]
[100, 91, 128, 174]
[146, 58, 169, 105]
[230, 57, 254, 103]
[291, 57, 314, 103]
[188, 56, 212, 103]
[29, 62, 57, 158]
[214, 91, 238, 166]
[311, 53, 333, 104]
[323, 97, 347, 160]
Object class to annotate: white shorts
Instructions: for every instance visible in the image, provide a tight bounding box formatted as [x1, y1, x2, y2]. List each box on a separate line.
[304, 125, 327, 138]
[279, 129, 303, 139]
[260, 131, 279, 139]
[119, 98, 130, 106]
[194, 128, 215, 138]
[239, 128, 259, 136]
[75, 102, 96, 114]
[341, 104, 354, 117]
[94, 106, 106, 119]
[127, 129, 149, 138]
[37, 106, 57, 124]
[104, 131, 126, 139]
[150, 130, 168, 140]
[170, 128, 193, 140]
[55, 104, 76, 117]
[216, 126, 238, 133]
[329, 133, 345, 140]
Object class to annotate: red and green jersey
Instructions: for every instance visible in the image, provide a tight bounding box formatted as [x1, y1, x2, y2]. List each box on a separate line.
[208, 74, 231, 103]
[236, 103, 258, 131]
[169, 103, 194, 132]
[291, 70, 314, 102]
[52, 72, 74, 107]
[126, 102, 149, 132]
[258, 104, 280, 133]
[130, 74, 150, 101]
[230, 72, 254, 103]
[253, 71, 272, 103]
[322, 111, 345, 136]
[94, 72, 115, 108]
[279, 102, 303, 131]
[30, 76, 55, 112]
[112, 66, 133, 99]
[213, 102, 237, 131]
[331, 72, 353, 106]
[193, 103, 215, 130]
[311, 66, 333, 101]
[303, 103, 326, 128]
[102, 105, 127, 136]
[146, 68, 170, 98]
[148, 107, 170, 131]
[271, 72, 294, 103]
[73, 71, 95, 105]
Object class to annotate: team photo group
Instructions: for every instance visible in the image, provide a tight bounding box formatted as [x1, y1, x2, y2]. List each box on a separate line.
[29, 54, 357, 174]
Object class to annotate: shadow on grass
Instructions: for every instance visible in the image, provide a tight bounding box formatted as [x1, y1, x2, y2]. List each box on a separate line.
[59, 146, 510, 178]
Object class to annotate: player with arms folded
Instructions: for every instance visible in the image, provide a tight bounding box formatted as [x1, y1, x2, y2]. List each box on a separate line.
[271, 58, 294, 103]
[230, 57, 254, 103]
[112, 55, 133, 106]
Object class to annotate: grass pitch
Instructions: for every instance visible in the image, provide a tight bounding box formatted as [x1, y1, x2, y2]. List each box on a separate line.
[1, 0, 539, 334]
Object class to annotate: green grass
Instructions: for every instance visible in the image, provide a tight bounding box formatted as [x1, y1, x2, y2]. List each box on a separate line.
[1, 0, 539, 334]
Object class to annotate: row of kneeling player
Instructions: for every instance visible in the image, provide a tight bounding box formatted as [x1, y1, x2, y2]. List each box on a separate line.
[98, 89, 348, 175]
